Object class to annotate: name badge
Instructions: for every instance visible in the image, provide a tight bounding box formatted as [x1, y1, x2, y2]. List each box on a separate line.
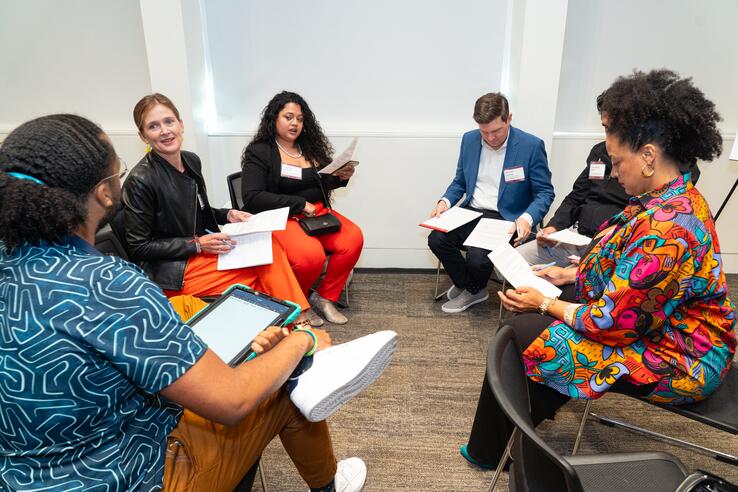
[503, 166, 525, 183]
[280, 163, 303, 180]
[589, 161, 606, 180]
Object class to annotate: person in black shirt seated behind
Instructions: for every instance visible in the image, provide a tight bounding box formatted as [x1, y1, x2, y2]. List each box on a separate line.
[517, 141, 699, 266]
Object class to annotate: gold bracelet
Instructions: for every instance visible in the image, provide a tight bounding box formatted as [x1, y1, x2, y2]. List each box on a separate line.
[538, 296, 558, 315]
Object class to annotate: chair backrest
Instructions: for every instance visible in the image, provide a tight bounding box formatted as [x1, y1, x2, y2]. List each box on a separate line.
[487, 325, 583, 492]
[94, 208, 130, 261]
[227, 172, 243, 210]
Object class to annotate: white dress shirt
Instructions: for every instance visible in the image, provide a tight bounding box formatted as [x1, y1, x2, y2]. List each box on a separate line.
[469, 136, 506, 211]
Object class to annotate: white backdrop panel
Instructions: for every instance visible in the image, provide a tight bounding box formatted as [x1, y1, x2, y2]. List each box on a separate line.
[203, 0, 508, 133]
[0, 0, 151, 130]
[555, 0, 738, 132]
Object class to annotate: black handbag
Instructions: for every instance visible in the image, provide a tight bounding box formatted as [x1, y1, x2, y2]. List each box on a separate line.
[297, 166, 342, 236]
[298, 212, 342, 236]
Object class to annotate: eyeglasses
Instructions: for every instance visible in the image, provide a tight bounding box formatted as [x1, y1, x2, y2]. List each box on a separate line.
[98, 157, 129, 185]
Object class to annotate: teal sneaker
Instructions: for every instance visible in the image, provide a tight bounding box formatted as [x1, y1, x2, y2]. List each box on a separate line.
[459, 444, 495, 470]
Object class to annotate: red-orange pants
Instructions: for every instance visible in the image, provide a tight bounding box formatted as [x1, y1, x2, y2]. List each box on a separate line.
[274, 203, 363, 303]
[163, 239, 309, 311]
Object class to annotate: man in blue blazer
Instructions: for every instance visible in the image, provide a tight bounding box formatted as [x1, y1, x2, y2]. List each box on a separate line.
[428, 92, 554, 313]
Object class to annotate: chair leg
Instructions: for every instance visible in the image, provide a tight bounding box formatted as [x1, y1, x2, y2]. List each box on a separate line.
[259, 462, 269, 492]
[488, 427, 517, 492]
[497, 279, 507, 325]
[591, 412, 738, 465]
[434, 260, 446, 301]
[572, 399, 592, 455]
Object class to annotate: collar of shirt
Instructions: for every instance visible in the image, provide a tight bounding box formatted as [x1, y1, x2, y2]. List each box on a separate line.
[616, 173, 691, 223]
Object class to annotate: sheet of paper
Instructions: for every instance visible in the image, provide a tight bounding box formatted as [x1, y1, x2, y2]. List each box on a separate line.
[546, 228, 592, 246]
[217, 231, 273, 270]
[730, 132, 738, 160]
[488, 242, 562, 298]
[221, 207, 289, 236]
[319, 137, 359, 174]
[462, 218, 514, 250]
[419, 207, 482, 233]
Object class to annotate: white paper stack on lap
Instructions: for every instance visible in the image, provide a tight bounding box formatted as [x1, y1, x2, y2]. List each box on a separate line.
[546, 228, 591, 246]
[218, 231, 273, 270]
[221, 207, 289, 236]
[419, 207, 482, 233]
[463, 218, 514, 250]
[488, 243, 562, 298]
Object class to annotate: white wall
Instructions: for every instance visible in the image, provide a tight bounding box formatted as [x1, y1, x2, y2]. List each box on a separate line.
[203, 0, 508, 133]
[0, 0, 151, 132]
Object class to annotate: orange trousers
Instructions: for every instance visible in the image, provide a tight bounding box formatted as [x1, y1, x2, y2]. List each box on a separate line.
[274, 203, 363, 302]
[163, 239, 309, 311]
[163, 295, 337, 491]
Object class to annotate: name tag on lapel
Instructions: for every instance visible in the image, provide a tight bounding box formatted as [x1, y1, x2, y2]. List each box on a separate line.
[280, 163, 303, 180]
[503, 166, 525, 183]
[589, 161, 606, 180]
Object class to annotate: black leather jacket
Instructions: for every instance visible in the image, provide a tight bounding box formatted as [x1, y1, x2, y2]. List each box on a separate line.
[121, 151, 228, 290]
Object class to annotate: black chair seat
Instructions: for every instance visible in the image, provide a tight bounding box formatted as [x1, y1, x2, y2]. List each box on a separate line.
[645, 365, 738, 434]
[567, 452, 687, 492]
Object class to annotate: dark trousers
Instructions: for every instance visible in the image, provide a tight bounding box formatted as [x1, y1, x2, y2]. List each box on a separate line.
[427, 207, 505, 295]
[466, 313, 657, 466]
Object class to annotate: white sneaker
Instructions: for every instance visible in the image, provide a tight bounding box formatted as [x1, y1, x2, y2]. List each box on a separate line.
[306, 457, 366, 492]
[335, 457, 366, 492]
[289, 330, 397, 422]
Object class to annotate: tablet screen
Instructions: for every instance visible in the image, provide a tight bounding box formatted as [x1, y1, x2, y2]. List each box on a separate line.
[189, 288, 293, 364]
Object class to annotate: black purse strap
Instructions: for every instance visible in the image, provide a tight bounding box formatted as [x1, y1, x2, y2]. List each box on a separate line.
[311, 164, 332, 211]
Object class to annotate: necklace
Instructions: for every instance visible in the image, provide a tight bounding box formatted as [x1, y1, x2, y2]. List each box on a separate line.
[276, 140, 302, 159]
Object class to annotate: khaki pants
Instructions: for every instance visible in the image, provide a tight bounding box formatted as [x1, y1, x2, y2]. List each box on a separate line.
[163, 296, 337, 491]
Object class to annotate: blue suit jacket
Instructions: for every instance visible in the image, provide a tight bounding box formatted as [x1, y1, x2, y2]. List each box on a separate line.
[442, 126, 554, 226]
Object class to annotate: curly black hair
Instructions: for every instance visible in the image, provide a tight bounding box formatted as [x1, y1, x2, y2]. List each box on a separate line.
[0, 114, 114, 252]
[248, 91, 334, 166]
[597, 69, 722, 171]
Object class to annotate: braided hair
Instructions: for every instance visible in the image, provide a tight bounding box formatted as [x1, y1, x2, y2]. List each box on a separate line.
[0, 114, 115, 252]
[597, 69, 723, 171]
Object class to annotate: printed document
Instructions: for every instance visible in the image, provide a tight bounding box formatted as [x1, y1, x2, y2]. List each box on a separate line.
[319, 137, 359, 174]
[419, 207, 482, 233]
[218, 231, 273, 270]
[221, 207, 289, 236]
[488, 243, 562, 298]
[463, 218, 514, 250]
[546, 229, 592, 246]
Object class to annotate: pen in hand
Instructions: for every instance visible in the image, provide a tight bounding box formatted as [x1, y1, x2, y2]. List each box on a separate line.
[532, 261, 557, 271]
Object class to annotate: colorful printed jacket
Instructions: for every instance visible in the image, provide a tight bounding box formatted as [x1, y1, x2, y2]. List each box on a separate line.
[524, 174, 736, 403]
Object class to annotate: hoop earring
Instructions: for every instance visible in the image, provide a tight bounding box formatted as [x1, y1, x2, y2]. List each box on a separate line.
[641, 164, 655, 177]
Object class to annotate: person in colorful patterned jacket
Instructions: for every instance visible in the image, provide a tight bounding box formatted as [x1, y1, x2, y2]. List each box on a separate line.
[461, 69, 736, 469]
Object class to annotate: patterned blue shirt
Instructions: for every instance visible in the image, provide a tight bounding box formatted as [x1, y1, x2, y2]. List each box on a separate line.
[0, 237, 207, 491]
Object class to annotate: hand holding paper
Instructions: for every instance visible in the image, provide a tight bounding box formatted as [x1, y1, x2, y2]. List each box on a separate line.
[319, 137, 359, 175]
[488, 243, 562, 298]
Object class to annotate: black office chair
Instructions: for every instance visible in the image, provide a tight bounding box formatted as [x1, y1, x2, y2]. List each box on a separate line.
[572, 364, 738, 465]
[95, 209, 129, 260]
[487, 324, 691, 492]
[227, 171, 351, 308]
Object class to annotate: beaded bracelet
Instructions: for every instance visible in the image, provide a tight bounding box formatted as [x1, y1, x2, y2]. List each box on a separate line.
[564, 303, 583, 326]
[293, 326, 318, 357]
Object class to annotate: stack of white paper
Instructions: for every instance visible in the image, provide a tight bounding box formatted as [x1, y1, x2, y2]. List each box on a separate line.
[545, 229, 591, 246]
[488, 243, 562, 298]
[217, 231, 273, 271]
[319, 137, 359, 174]
[221, 207, 289, 236]
[419, 207, 482, 233]
[463, 218, 514, 250]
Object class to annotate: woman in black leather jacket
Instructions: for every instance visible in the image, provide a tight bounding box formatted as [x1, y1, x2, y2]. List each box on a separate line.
[122, 93, 310, 314]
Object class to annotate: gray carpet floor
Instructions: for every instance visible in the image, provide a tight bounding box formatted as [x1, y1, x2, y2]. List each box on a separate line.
[252, 272, 738, 491]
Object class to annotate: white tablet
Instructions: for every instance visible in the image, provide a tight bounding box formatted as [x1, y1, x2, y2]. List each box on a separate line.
[187, 284, 300, 366]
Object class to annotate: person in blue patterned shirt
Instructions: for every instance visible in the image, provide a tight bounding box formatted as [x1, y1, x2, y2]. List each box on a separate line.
[0, 115, 365, 491]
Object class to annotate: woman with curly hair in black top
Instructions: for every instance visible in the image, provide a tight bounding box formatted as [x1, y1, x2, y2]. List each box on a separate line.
[241, 92, 364, 325]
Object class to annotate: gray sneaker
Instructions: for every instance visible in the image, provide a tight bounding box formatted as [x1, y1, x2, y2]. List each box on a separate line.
[446, 285, 464, 300]
[441, 289, 489, 313]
